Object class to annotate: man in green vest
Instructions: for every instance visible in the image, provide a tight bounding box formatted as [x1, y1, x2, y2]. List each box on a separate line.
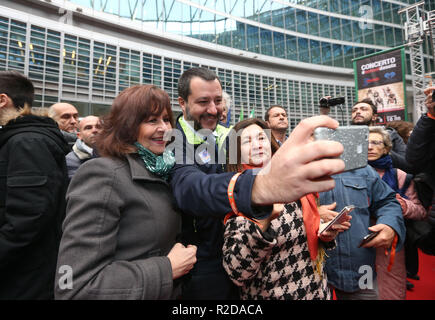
[169, 67, 346, 300]
[170, 67, 237, 299]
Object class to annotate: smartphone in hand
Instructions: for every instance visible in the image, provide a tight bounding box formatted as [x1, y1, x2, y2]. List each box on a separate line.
[319, 205, 355, 235]
[314, 126, 369, 172]
[358, 230, 381, 248]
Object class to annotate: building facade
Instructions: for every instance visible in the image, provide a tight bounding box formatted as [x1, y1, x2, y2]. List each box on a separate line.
[0, 0, 434, 127]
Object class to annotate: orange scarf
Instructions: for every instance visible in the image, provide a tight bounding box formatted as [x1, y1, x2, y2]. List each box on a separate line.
[238, 165, 320, 262]
[300, 193, 320, 261]
[242, 164, 259, 170]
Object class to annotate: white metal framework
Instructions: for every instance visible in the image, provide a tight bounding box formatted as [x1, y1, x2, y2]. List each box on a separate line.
[399, 1, 432, 120]
[427, 9, 435, 85]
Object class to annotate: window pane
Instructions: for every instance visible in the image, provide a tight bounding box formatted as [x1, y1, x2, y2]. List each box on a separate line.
[298, 38, 309, 63]
[382, 1, 392, 23]
[273, 32, 285, 59]
[321, 42, 332, 66]
[232, 23, 246, 50]
[308, 12, 319, 36]
[260, 28, 272, 56]
[343, 45, 353, 68]
[319, 15, 330, 38]
[246, 25, 259, 53]
[363, 27, 374, 45]
[374, 24, 385, 46]
[330, 17, 342, 40]
[286, 35, 297, 60]
[341, 0, 351, 15]
[296, 10, 307, 34]
[271, 8, 284, 28]
[342, 19, 352, 42]
[285, 8, 296, 31]
[310, 40, 320, 64]
[333, 44, 344, 67]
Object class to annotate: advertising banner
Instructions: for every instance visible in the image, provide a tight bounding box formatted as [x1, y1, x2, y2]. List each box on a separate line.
[354, 48, 407, 124]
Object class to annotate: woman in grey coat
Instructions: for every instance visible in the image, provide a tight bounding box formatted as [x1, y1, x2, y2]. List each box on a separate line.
[55, 85, 197, 300]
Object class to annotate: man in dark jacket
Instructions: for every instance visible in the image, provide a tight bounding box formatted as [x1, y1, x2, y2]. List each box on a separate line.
[350, 98, 414, 173]
[65, 115, 101, 179]
[48, 102, 79, 151]
[406, 86, 435, 255]
[0, 71, 69, 299]
[170, 68, 237, 299]
[169, 67, 347, 299]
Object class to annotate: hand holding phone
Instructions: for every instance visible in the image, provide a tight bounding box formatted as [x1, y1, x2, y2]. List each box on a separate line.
[319, 205, 355, 235]
[358, 231, 380, 248]
[314, 126, 369, 172]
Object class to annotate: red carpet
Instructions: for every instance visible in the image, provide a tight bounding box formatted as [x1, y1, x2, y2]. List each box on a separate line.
[331, 249, 435, 300]
[406, 249, 435, 300]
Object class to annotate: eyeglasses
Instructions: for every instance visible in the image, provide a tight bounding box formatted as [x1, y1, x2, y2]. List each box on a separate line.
[368, 140, 384, 146]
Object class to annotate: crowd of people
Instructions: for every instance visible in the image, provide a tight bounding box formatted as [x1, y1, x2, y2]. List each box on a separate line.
[0, 68, 434, 300]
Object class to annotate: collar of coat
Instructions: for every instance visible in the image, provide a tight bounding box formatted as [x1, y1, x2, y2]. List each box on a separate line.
[177, 115, 231, 151]
[0, 105, 49, 126]
[126, 153, 169, 185]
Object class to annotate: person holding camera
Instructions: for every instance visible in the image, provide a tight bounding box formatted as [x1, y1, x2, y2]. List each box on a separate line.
[319, 96, 412, 173]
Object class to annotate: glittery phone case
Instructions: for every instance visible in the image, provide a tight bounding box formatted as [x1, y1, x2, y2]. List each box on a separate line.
[314, 125, 369, 172]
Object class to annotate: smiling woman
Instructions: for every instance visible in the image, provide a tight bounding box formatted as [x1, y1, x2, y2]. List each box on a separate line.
[55, 84, 198, 300]
[367, 126, 427, 300]
[222, 118, 346, 300]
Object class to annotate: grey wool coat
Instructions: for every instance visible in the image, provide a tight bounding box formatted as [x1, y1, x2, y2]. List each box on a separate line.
[55, 153, 182, 299]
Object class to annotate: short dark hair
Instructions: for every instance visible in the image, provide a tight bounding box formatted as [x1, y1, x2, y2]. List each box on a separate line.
[177, 67, 221, 102]
[264, 105, 285, 122]
[353, 98, 377, 115]
[386, 120, 414, 144]
[96, 84, 174, 159]
[0, 71, 34, 109]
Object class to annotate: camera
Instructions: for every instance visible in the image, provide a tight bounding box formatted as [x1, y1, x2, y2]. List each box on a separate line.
[319, 96, 345, 108]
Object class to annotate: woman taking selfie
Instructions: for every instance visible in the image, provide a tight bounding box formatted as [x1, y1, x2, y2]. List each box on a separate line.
[55, 85, 197, 300]
[222, 118, 350, 300]
[368, 126, 426, 300]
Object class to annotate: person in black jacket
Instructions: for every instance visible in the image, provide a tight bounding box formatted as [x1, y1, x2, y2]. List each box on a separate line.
[65, 115, 101, 179]
[406, 86, 435, 255]
[0, 71, 69, 299]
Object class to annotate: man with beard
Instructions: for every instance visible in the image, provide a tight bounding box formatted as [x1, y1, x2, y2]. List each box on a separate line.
[65, 115, 101, 179]
[171, 67, 237, 299]
[170, 67, 347, 299]
[265, 105, 289, 146]
[0, 71, 69, 299]
[351, 99, 412, 173]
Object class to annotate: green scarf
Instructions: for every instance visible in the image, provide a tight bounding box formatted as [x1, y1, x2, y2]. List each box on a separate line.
[134, 142, 175, 181]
